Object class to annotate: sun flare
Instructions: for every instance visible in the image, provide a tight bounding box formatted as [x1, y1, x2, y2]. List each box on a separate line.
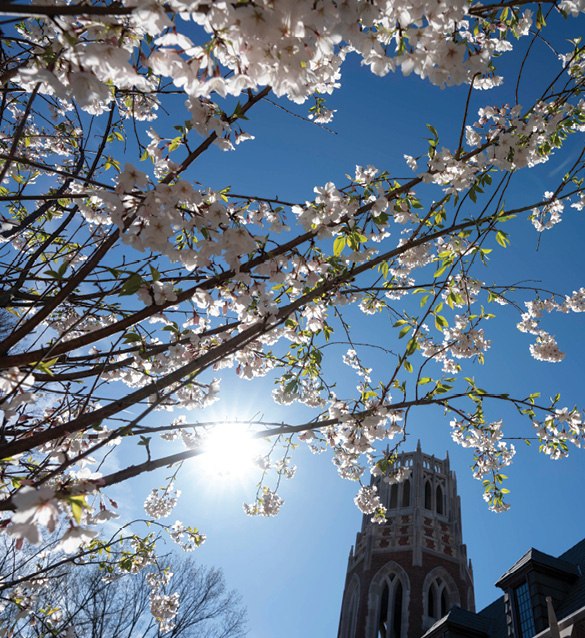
[198, 423, 263, 480]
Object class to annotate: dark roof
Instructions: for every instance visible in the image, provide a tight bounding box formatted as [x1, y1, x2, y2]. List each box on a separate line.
[439, 538, 585, 638]
[556, 538, 585, 619]
[421, 606, 493, 638]
[496, 547, 579, 588]
[478, 596, 507, 638]
[560, 537, 585, 569]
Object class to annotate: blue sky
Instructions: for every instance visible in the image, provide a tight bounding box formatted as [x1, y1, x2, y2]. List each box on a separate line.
[101, 9, 585, 638]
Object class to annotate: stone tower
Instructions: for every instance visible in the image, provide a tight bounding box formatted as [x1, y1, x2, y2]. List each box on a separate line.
[337, 442, 475, 638]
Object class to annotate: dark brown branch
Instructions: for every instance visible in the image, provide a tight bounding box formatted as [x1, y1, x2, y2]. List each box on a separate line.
[0, 3, 136, 18]
[468, 0, 556, 15]
[0, 197, 516, 461]
[0, 83, 39, 185]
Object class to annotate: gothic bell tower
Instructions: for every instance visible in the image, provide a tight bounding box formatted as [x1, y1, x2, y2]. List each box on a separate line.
[337, 442, 475, 638]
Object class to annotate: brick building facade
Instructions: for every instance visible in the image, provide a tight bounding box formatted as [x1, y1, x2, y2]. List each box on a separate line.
[337, 444, 585, 638]
[337, 442, 474, 638]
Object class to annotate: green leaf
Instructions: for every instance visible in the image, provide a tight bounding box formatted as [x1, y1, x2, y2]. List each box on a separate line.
[284, 380, 298, 394]
[35, 357, 59, 375]
[120, 557, 133, 572]
[65, 495, 89, 524]
[404, 360, 413, 373]
[398, 325, 411, 339]
[495, 231, 509, 247]
[418, 377, 432, 385]
[406, 338, 417, 355]
[56, 262, 68, 279]
[333, 236, 346, 256]
[119, 273, 144, 296]
[426, 123, 439, 139]
[434, 263, 448, 278]
[536, 5, 546, 29]
[169, 137, 182, 152]
[435, 314, 448, 331]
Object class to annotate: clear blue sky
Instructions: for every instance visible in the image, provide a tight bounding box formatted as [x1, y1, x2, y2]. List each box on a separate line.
[105, 10, 585, 637]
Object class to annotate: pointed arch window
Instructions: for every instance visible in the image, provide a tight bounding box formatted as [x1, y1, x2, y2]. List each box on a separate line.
[436, 484, 444, 515]
[426, 577, 451, 621]
[367, 562, 411, 638]
[427, 584, 435, 620]
[424, 480, 432, 510]
[440, 588, 448, 617]
[422, 568, 460, 630]
[342, 578, 360, 638]
[389, 484, 398, 509]
[401, 479, 410, 507]
[376, 574, 406, 638]
[392, 582, 403, 638]
[379, 581, 389, 637]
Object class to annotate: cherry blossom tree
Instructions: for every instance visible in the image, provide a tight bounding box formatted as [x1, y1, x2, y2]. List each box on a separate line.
[1, 0, 585, 631]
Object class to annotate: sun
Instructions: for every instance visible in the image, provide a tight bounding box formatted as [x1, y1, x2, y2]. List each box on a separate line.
[198, 422, 264, 480]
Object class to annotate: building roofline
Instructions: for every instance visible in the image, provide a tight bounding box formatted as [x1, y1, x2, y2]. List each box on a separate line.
[420, 606, 492, 638]
[496, 547, 579, 588]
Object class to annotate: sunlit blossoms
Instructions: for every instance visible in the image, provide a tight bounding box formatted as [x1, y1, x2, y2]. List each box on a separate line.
[57, 527, 99, 555]
[565, 288, 585, 313]
[443, 315, 492, 360]
[354, 485, 386, 520]
[6, 487, 60, 546]
[533, 408, 585, 459]
[530, 192, 565, 232]
[1, 0, 585, 631]
[529, 333, 566, 363]
[168, 521, 207, 551]
[144, 485, 181, 520]
[243, 488, 284, 518]
[450, 418, 516, 512]
[147, 570, 179, 633]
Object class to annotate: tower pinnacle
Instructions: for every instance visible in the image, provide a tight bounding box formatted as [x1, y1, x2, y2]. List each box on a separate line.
[337, 447, 474, 638]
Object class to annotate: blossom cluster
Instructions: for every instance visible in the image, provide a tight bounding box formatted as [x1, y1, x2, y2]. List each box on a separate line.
[513, 293, 585, 363]
[144, 485, 181, 519]
[533, 408, 585, 459]
[372, 464, 412, 486]
[243, 487, 284, 518]
[168, 520, 207, 551]
[6, 485, 101, 553]
[147, 569, 180, 634]
[15, 0, 533, 127]
[1, 2, 585, 630]
[354, 485, 386, 522]
[530, 192, 565, 232]
[450, 418, 515, 512]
